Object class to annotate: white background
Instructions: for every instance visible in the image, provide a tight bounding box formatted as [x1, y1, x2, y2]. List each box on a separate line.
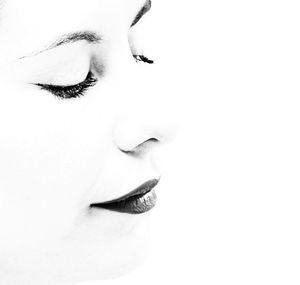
[80, 0, 300, 284]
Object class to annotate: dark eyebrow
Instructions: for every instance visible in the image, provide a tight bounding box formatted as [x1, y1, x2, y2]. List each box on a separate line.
[131, 0, 152, 27]
[50, 31, 102, 49]
[19, 31, 102, 59]
[19, 1, 150, 59]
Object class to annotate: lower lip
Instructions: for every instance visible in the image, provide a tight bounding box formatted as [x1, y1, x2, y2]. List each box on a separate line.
[90, 189, 157, 214]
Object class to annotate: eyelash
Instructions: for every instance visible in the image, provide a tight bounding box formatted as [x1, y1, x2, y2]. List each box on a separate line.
[34, 71, 98, 100]
[35, 54, 153, 100]
[133, 54, 154, 64]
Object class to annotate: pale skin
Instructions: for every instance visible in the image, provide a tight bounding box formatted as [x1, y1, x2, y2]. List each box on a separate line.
[0, 0, 176, 284]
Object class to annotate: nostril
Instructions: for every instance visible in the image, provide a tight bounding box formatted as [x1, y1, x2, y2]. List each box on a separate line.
[136, 137, 159, 147]
[119, 138, 159, 156]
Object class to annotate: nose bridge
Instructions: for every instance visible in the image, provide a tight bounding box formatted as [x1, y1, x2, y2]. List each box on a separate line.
[113, 64, 178, 152]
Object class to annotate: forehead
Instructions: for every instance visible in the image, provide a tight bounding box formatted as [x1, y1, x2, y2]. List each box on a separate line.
[0, 0, 147, 59]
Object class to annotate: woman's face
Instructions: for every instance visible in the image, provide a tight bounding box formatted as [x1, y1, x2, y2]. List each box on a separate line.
[0, 0, 175, 284]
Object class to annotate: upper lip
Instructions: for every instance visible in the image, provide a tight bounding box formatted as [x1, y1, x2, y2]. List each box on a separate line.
[90, 178, 160, 206]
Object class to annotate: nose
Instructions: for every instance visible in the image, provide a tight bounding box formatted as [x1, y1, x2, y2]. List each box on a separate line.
[112, 62, 178, 156]
[113, 117, 178, 156]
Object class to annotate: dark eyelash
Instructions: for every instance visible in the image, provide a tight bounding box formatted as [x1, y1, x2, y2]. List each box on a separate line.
[133, 54, 154, 64]
[34, 71, 98, 100]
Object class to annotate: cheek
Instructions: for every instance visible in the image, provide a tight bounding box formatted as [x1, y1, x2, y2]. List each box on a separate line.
[0, 84, 113, 248]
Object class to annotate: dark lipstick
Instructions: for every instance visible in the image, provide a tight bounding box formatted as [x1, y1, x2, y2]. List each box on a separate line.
[90, 179, 159, 214]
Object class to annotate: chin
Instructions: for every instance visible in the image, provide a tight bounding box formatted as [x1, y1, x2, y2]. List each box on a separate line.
[1, 210, 152, 285]
[61, 240, 149, 284]
[60, 210, 152, 283]
[52, 219, 151, 284]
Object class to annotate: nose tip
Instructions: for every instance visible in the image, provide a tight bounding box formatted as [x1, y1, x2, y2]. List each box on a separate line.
[119, 137, 159, 156]
[113, 117, 179, 156]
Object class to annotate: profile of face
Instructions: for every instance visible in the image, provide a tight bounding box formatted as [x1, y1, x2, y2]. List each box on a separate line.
[0, 0, 176, 284]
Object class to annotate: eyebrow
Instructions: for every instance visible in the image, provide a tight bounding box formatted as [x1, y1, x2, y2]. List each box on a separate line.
[51, 0, 152, 48]
[20, 0, 151, 59]
[19, 31, 102, 59]
[49, 31, 102, 49]
[131, 0, 152, 27]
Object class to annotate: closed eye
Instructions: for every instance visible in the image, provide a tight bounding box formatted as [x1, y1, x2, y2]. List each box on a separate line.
[33, 71, 98, 100]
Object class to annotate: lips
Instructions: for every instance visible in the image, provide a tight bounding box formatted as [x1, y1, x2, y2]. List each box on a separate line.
[90, 179, 159, 214]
